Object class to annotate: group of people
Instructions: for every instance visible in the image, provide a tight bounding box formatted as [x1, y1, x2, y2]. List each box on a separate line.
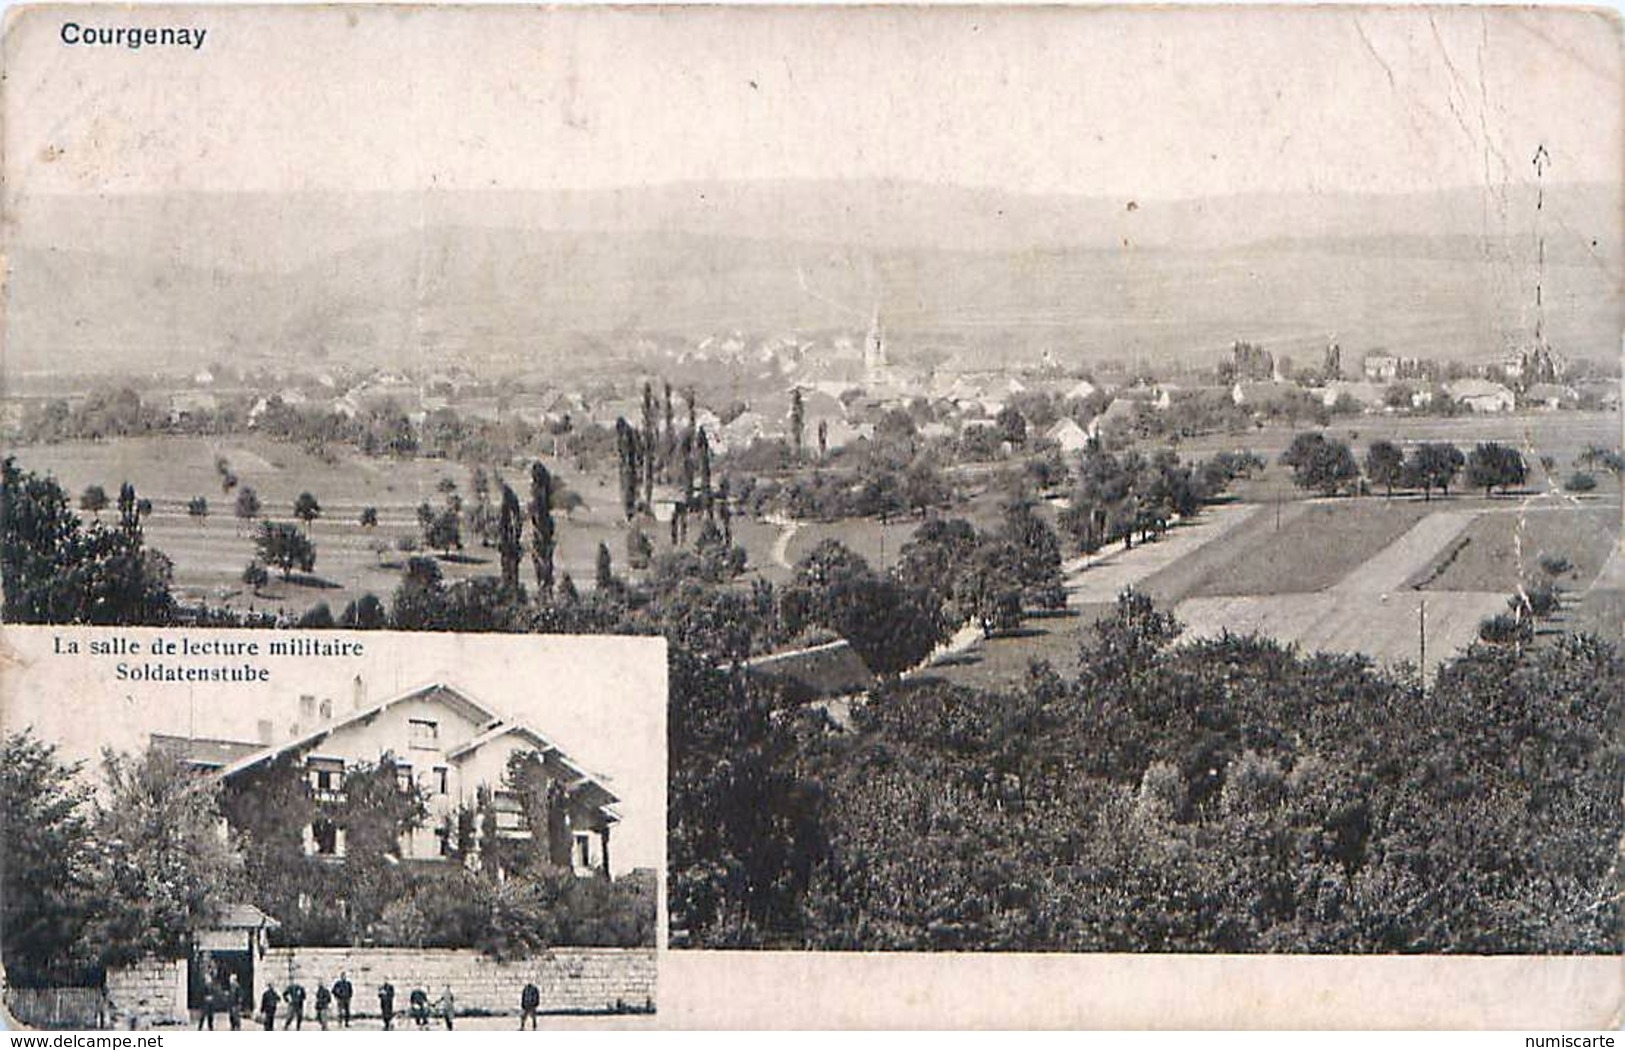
[254, 975, 455, 1031]
[196, 970, 549, 1031]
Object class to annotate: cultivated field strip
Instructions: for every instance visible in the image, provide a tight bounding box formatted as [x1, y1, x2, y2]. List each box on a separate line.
[1063, 502, 1262, 607]
[1329, 509, 1481, 595]
[1176, 505, 1516, 671]
[1175, 589, 1507, 675]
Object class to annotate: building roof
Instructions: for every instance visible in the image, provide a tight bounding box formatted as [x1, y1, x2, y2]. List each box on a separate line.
[1445, 379, 1514, 401]
[211, 903, 281, 930]
[151, 734, 267, 769]
[743, 639, 875, 702]
[214, 682, 501, 779]
[1232, 380, 1304, 407]
[211, 681, 620, 826]
[444, 722, 619, 820]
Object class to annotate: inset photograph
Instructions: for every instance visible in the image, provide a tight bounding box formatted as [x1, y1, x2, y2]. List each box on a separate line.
[0, 627, 663, 1030]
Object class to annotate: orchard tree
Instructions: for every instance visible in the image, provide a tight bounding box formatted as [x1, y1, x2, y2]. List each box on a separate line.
[188, 496, 210, 523]
[235, 486, 262, 531]
[419, 502, 462, 555]
[1280, 433, 1359, 496]
[1466, 442, 1527, 497]
[257, 521, 316, 580]
[359, 505, 379, 529]
[293, 491, 322, 531]
[1404, 443, 1465, 501]
[80, 485, 109, 518]
[1364, 440, 1406, 498]
[242, 561, 269, 593]
[1001, 498, 1066, 609]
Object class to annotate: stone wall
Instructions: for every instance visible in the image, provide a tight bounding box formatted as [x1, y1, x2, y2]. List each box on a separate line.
[261, 947, 655, 1015]
[104, 957, 186, 1028]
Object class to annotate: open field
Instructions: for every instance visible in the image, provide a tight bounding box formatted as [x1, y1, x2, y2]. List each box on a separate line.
[11, 436, 786, 613]
[932, 481, 1621, 689]
[1064, 502, 1261, 605]
[775, 499, 1013, 581]
[1155, 498, 1439, 598]
[1174, 588, 1506, 675]
[1412, 500, 1622, 593]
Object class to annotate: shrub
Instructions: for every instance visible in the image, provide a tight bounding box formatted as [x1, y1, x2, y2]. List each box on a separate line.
[1566, 471, 1598, 493]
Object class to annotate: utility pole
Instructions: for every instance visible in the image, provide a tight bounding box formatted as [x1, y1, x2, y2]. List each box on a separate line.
[1532, 144, 1551, 348]
[1418, 596, 1427, 692]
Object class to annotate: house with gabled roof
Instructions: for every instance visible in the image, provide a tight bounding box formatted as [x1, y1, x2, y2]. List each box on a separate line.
[161, 681, 619, 878]
[742, 638, 875, 705]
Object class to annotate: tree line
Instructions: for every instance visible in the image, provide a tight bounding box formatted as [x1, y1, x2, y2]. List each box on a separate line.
[669, 590, 1624, 952]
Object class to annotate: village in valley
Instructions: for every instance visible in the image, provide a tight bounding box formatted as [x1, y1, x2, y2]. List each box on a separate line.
[4, 298, 1620, 671]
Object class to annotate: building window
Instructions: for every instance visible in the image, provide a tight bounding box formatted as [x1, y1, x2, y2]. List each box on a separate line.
[492, 791, 526, 834]
[409, 719, 439, 749]
[434, 767, 448, 795]
[299, 695, 316, 719]
[574, 832, 593, 871]
[435, 826, 452, 857]
[396, 764, 414, 793]
[312, 819, 339, 856]
[309, 758, 345, 801]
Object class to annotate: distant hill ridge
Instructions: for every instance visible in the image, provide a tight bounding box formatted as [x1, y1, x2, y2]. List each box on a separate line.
[4, 179, 1618, 372]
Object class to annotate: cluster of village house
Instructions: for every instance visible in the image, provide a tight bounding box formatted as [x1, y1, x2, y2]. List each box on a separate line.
[124, 321, 1611, 456]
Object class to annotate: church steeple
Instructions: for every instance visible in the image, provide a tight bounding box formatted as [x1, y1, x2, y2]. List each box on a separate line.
[864, 305, 886, 382]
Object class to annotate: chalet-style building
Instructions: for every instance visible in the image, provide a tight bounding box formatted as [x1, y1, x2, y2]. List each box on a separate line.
[154, 681, 619, 877]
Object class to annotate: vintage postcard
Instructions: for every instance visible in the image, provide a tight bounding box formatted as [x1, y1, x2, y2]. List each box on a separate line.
[1, 1, 1621, 1030]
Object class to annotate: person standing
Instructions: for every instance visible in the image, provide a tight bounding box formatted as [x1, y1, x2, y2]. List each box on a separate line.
[258, 985, 280, 1032]
[377, 981, 396, 1031]
[435, 985, 456, 1031]
[314, 982, 332, 1030]
[282, 981, 306, 1030]
[226, 974, 243, 1031]
[519, 981, 540, 1030]
[408, 987, 429, 1028]
[332, 972, 354, 1028]
[196, 976, 217, 1030]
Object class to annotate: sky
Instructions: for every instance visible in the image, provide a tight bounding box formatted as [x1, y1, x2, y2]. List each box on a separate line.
[0, 626, 667, 875]
[2, 5, 1619, 204]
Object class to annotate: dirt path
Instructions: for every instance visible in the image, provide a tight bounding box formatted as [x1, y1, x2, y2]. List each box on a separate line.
[764, 515, 801, 570]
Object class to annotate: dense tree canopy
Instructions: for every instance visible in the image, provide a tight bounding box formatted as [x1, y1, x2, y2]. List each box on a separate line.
[0, 733, 97, 985]
[671, 590, 1624, 952]
[2, 458, 175, 625]
[1281, 433, 1360, 496]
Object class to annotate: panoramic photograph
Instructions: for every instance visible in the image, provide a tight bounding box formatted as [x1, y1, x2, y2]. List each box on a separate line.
[1, 1, 1620, 990]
